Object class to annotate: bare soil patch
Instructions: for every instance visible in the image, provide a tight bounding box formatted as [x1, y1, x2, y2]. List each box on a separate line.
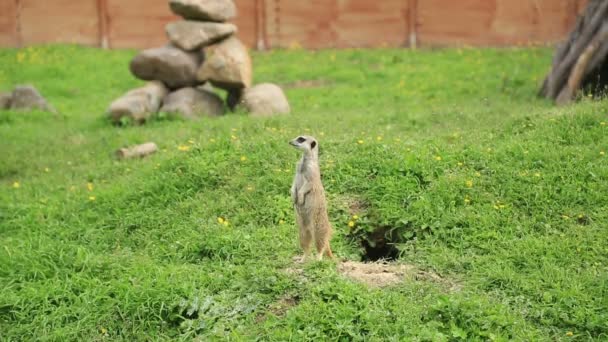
[338, 260, 461, 290]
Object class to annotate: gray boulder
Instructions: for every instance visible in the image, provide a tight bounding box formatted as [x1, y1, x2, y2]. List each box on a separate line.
[130, 45, 201, 89]
[166, 21, 236, 51]
[160, 87, 224, 119]
[169, 0, 236, 22]
[197, 37, 252, 91]
[0, 92, 12, 109]
[10, 85, 56, 113]
[107, 81, 169, 124]
[241, 83, 290, 117]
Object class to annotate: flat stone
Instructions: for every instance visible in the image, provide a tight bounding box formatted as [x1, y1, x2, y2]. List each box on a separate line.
[160, 87, 224, 119]
[107, 81, 169, 124]
[197, 36, 252, 91]
[130, 45, 201, 89]
[169, 0, 236, 22]
[166, 21, 236, 51]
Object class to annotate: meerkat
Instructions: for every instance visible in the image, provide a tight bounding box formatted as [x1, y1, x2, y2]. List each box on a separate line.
[289, 135, 334, 261]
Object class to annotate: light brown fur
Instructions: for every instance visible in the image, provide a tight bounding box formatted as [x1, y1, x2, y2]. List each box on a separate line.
[290, 135, 333, 260]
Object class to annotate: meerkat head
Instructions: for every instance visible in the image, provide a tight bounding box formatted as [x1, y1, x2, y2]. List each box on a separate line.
[289, 135, 318, 155]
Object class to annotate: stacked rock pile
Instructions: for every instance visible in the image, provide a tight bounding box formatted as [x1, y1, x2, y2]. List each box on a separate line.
[108, 0, 290, 124]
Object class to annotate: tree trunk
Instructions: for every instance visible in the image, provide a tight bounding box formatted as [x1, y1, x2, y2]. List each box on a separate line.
[540, 0, 608, 104]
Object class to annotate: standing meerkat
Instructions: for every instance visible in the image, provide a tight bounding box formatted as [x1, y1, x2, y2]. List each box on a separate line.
[289, 135, 334, 261]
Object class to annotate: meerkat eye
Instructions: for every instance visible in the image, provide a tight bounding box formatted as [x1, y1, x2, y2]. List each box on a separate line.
[296, 137, 306, 143]
[311, 141, 317, 149]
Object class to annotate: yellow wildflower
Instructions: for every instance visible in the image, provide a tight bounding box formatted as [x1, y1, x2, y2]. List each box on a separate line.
[435, 156, 442, 161]
[231, 135, 237, 140]
[240, 156, 247, 161]
[87, 182, 94, 191]
[12, 181, 20, 188]
[566, 331, 573, 336]
[178, 145, 190, 151]
[376, 136, 383, 141]
[348, 221, 355, 228]
[89, 196, 96, 201]
[357, 140, 364, 144]
[534, 172, 541, 177]
[600, 151, 605, 156]
[44, 167, 50, 172]
[217, 217, 225, 224]
[562, 215, 570, 220]
[279, 219, 285, 225]
[223, 220, 229, 226]
[600, 122, 606, 126]
[464, 197, 470, 204]
[465, 180, 473, 188]
[246, 185, 254, 191]
[457, 162, 464, 167]
[352, 215, 359, 220]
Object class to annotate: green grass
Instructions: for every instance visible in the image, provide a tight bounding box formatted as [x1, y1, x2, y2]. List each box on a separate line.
[1, 45, 607, 341]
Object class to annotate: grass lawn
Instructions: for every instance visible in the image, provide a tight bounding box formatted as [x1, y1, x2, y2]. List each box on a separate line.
[0, 45, 607, 341]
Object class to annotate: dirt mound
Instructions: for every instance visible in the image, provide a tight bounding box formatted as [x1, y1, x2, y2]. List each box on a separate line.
[338, 260, 460, 290]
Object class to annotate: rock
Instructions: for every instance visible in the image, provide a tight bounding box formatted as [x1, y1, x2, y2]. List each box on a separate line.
[197, 37, 252, 91]
[241, 83, 290, 117]
[130, 45, 201, 89]
[107, 81, 169, 124]
[0, 92, 12, 109]
[10, 85, 56, 113]
[160, 87, 224, 119]
[166, 21, 236, 51]
[200, 82, 215, 93]
[169, 0, 236, 22]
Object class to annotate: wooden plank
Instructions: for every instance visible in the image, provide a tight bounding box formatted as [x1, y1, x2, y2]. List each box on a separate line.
[232, 0, 257, 48]
[97, 0, 110, 48]
[0, 0, 19, 46]
[276, 0, 408, 49]
[19, 0, 99, 46]
[106, 0, 177, 49]
[408, 0, 417, 48]
[418, 0, 589, 47]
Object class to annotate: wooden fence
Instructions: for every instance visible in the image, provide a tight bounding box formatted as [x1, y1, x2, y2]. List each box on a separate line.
[0, 0, 588, 49]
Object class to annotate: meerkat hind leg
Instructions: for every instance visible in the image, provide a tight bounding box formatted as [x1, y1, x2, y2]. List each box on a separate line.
[315, 234, 333, 260]
[299, 227, 313, 261]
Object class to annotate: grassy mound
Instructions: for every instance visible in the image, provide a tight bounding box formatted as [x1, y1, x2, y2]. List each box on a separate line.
[0, 45, 606, 340]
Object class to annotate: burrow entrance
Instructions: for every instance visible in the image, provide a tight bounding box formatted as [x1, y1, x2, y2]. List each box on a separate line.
[360, 226, 401, 262]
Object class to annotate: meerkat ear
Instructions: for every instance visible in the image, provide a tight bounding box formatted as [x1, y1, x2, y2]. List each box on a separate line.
[311, 141, 317, 149]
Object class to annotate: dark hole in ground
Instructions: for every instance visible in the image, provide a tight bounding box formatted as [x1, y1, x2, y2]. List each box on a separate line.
[582, 61, 608, 98]
[360, 226, 402, 262]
